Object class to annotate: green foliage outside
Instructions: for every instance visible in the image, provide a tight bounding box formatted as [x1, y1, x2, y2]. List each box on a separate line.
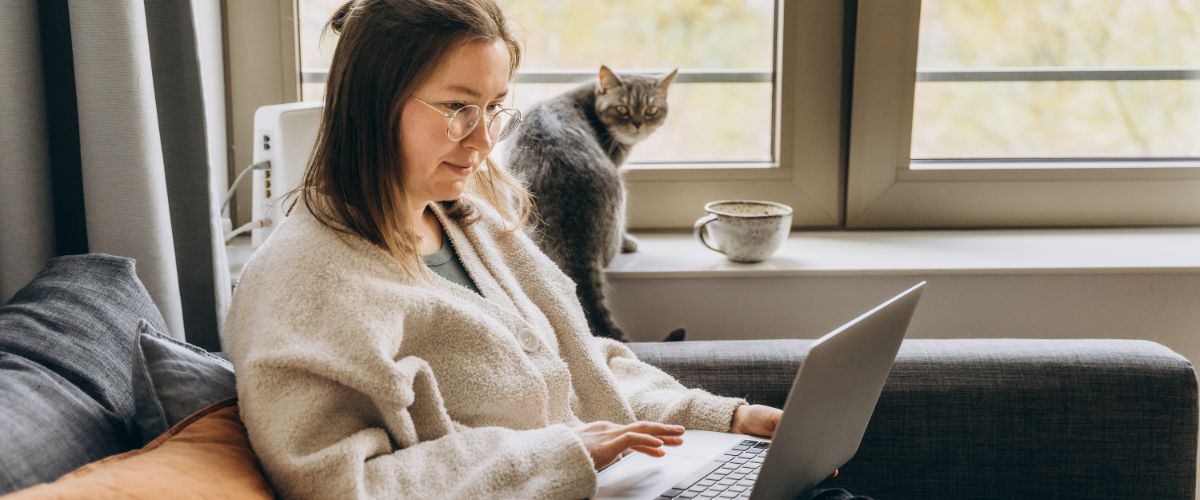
[915, 0, 1200, 159]
[297, 0, 1200, 164]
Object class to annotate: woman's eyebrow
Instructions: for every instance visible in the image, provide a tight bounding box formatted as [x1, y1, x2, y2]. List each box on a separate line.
[442, 85, 509, 100]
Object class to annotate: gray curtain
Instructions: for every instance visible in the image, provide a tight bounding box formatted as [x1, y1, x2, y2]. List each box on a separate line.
[0, 0, 229, 351]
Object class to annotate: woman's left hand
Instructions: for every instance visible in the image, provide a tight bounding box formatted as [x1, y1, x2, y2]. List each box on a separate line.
[730, 404, 783, 437]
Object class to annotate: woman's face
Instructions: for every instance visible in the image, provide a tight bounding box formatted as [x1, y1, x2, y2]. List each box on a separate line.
[399, 39, 512, 207]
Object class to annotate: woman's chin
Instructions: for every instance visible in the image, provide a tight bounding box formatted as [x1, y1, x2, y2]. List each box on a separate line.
[434, 185, 467, 201]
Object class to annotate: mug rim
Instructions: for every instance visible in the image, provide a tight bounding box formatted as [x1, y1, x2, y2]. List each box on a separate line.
[703, 199, 794, 218]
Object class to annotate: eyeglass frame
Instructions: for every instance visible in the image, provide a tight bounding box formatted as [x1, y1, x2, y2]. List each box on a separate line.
[412, 97, 522, 143]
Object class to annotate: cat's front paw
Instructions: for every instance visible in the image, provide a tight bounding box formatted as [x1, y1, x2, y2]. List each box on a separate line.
[621, 234, 639, 253]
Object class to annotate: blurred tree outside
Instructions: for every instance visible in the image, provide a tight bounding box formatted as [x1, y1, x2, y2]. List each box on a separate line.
[913, 0, 1200, 160]
[298, 0, 776, 164]
[494, 0, 775, 164]
[296, 1, 1199, 166]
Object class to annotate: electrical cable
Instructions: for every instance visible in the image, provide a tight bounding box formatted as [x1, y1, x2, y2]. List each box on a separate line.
[224, 218, 271, 244]
[221, 160, 271, 244]
[221, 160, 271, 216]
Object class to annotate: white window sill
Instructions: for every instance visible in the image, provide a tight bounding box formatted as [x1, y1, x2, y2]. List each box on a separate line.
[609, 227, 1200, 279]
[229, 227, 1200, 283]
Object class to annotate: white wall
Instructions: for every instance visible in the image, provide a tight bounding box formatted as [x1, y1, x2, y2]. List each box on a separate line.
[610, 273, 1200, 370]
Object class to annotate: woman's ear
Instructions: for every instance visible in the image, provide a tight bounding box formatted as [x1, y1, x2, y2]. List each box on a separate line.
[598, 65, 622, 94]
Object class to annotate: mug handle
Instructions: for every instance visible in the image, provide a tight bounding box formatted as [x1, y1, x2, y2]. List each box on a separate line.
[693, 214, 723, 254]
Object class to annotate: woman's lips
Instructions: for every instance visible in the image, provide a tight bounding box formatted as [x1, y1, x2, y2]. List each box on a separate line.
[443, 161, 472, 175]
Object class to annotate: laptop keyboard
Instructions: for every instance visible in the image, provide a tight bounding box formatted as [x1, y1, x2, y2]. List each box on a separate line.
[657, 439, 768, 499]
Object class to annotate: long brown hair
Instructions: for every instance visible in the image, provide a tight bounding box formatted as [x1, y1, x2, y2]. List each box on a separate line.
[295, 0, 531, 280]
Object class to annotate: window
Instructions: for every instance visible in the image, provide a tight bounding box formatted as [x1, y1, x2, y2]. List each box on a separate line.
[297, 0, 341, 102]
[300, 1, 776, 165]
[912, 0, 1200, 163]
[495, 0, 775, 165]
[230, 1, 1200, 230]
[290, 0, 845, 228]
[846, 0, 1200, 228]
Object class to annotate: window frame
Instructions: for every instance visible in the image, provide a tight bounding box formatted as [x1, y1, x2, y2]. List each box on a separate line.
[845, 0, 1200, 229]
[619, 0, 845, 229]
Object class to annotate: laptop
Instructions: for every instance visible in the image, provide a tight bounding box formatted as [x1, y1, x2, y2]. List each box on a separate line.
[596, 282, 926, 500]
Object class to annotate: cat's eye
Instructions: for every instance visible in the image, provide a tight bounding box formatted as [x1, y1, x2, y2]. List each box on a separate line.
[645, 106, 659, 116]
[615, 105, 629, 115]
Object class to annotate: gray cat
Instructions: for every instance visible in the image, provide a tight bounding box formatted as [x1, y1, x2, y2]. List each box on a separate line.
[506, 65, 678, 342]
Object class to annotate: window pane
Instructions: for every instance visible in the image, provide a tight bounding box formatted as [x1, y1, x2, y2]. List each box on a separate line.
[497, 0, 774, 70]
[298, 0, 344, 91]
[297, 0, 777, 164]
[500, 82, 773, 165]
[910, 0, 1200, 162]
[913, 81, 1200, 159]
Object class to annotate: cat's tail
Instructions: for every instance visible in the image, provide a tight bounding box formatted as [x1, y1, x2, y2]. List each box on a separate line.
[663, 327, 686, 342]
[575, 262, 629, 342]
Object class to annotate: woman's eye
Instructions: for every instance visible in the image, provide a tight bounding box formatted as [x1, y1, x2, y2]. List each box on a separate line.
[645, 106, 659, 116]
[443, 102, 467, 111]
[486, 103, 504, 114]
[615, 105, 629, 115]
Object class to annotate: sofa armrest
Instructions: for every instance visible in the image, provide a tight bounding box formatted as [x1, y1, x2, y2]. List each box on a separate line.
[629, 338, 1198, 500]
[628, 339, 808, 408]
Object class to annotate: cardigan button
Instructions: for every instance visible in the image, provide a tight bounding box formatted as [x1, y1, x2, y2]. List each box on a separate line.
[518, 328, 541, 352]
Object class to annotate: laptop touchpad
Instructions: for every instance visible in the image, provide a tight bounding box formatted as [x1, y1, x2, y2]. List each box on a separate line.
[596, 453, 710, 500]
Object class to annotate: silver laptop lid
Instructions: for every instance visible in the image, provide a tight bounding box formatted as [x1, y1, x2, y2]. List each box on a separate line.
[750, 282, 925, 500]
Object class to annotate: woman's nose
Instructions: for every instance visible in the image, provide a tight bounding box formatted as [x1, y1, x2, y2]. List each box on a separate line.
[459, 118, 494, 153]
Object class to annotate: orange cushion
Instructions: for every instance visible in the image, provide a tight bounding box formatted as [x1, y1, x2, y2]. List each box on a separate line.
[3, 398, 274, 499]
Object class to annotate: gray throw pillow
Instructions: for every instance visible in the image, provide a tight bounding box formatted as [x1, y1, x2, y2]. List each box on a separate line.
[0, 254, 167, 494]
[132, 319, 237, 443]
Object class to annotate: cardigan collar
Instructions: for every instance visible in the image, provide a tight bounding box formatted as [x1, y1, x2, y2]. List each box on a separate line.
[426, 202, 553, 336]
[288, 197, 555, 337]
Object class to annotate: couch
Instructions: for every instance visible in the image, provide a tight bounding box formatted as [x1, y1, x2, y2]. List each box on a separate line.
[1, 254, 1196, 499]
[631, 339, 1198, 499]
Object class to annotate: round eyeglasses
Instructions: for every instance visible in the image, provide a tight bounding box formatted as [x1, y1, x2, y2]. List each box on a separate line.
[413, 97, 522, 143]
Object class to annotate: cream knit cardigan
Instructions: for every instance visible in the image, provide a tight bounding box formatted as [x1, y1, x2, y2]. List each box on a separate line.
[223, 199, 746, 499]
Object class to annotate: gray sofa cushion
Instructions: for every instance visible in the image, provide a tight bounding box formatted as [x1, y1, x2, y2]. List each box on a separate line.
[0, 254, 167, 494]
[132, 319, 236, 443]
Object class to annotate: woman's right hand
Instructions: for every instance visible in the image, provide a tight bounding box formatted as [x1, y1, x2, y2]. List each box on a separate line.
[572, 420, 686, 470]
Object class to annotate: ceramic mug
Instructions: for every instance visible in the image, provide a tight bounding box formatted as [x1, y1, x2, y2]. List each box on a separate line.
[693, 200, 793, 262]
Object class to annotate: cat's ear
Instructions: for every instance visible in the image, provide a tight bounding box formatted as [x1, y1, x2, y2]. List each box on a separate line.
[598, 65, 622, 94]
[658, 68, 679, 93]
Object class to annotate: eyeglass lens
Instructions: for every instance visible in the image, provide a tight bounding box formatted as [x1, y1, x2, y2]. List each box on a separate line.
[447, 106, 520, 142]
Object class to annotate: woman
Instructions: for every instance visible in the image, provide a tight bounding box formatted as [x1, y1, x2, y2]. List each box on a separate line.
[225, 0, 855, 498]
